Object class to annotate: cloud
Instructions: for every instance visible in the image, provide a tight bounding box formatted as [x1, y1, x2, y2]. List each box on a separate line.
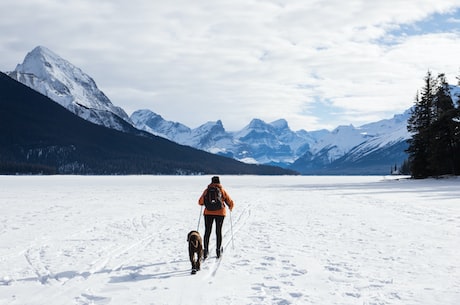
[1, 0, 460, 131]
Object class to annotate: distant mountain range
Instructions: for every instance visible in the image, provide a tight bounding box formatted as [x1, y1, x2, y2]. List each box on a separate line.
[131, 109, 412, 174]
[0, 72, 293, 175]
[5, 46, 460, 174]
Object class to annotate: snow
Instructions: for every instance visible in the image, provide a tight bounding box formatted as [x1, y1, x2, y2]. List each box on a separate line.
[8, 46, 132, 131]
[1, 175, 459, 305]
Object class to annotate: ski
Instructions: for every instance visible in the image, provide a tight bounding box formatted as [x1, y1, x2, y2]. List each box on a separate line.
[193, 247, 224, 276]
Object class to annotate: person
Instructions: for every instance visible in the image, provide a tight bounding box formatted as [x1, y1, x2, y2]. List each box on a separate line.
[198, 176, 234, 259]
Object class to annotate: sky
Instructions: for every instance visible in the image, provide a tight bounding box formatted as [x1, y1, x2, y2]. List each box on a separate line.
[1, 1, 460, 131]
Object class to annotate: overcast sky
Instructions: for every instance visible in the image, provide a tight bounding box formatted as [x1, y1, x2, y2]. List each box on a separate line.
[1, 1, 460, 131]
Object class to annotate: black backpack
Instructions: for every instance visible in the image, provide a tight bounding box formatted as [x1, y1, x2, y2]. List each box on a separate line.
[204, 186, 224, 211]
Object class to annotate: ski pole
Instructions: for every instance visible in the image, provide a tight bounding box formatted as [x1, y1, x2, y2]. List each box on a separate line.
[197, 205, 203, 231]
[230, 210, 234, 249]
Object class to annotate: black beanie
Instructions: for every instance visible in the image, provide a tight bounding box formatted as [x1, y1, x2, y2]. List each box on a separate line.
[212, 176, 220, 184]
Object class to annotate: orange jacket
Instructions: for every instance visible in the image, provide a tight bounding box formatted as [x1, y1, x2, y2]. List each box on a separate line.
[198, 183, 234, 216]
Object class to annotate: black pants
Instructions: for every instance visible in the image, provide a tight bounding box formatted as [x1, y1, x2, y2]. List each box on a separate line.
[203, 215, 225, 252]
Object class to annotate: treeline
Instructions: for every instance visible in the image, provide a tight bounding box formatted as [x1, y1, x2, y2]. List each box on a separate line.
[406, 71, 460, 178]
[0, 160, 57, 175]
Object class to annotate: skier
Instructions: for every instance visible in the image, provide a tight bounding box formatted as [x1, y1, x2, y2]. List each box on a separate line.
[198, 176, 234, 259]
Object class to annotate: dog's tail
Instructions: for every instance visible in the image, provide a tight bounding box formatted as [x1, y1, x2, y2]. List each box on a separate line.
[191, 239, 199, 248]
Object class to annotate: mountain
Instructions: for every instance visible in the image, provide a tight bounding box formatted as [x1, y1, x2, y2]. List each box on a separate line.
[7, 46, 133, 132]
[290, 110, 411, 174]
[131, 109, 192, 142]
[5, 46, 410, 174]
[0, 72, 296, 175]
[132, 108, 412, 174]
[132, 111, 314, 166]
[292, 126, 409, 174]
[4, 46, 438, 175]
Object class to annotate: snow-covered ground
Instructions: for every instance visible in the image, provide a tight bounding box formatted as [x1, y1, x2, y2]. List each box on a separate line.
[0, 175, 459, 305]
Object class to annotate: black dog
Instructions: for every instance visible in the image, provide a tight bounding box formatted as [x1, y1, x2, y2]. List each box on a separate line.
[187, 230, 203, 274]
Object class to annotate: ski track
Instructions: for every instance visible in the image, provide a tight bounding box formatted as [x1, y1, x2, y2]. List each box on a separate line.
[0, 176, 459, 305]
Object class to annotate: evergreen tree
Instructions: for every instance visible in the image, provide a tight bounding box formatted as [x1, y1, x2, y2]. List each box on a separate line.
[434, 74, 454, 117]
[429, 74, 456, 175]
[406, 71, 435, 178]
[407, 71, 460, 177]
[449, 102, 460, 174]
[399, 159, 411, 175]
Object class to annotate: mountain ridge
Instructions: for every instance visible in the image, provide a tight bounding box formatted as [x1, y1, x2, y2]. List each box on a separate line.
[9, 46, 459, 174]
[7, 46, 133, 132]
[132, 108, 412, 174]
[0, 71, 295, 175]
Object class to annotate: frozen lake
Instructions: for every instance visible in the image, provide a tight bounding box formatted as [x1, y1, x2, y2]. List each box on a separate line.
[0, 175, 459, 305]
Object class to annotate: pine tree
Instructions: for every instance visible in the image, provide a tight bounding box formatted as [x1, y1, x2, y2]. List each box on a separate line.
[399, 159, 411, 175]
[406, 71, 435, 178]
[453, 110, 460, 173]
[407, 71, 460, 177]
[429, 73, 456, 175]
[448, 91, 460, 174]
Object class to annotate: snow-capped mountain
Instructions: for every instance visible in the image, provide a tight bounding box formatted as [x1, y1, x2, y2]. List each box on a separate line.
[131, 111, 315, 166]
[7, 46, 133, 132]
[131, 109, 191, 141]
[291, 110, 411, 174]
[133, 87, 444, 173]
[131, 110, 237, 156]
[4, 46, 426, 174]
[230, 119, 313, 165]
[132, 108, 412, 174]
